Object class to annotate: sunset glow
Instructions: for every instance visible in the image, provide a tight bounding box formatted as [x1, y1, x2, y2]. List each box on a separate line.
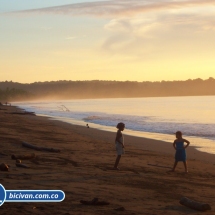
[1, 0, 215, 83]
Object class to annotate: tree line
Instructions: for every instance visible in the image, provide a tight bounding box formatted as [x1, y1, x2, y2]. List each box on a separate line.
[0, 78, 215, 102]
[0, 88, 32, 103]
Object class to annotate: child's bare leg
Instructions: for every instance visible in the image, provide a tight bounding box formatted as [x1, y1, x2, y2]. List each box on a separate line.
[114, 155, 121, 169]
[183, 161, 188, 172]
[171, 161, 178, 171]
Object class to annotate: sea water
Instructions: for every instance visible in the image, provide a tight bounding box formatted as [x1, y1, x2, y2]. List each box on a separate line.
[14, 96, 215, 154]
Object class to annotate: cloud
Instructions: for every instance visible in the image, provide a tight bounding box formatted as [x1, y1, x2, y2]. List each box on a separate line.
[101, 10, 215, 57]
[8, 0, 215, 18]
[6, 0, 215, 59]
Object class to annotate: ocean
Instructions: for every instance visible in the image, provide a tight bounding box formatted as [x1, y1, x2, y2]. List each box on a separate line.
[14, 96, 215, 154]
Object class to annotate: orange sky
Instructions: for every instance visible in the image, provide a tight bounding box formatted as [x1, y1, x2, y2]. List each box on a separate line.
[1, 0, 215, 83]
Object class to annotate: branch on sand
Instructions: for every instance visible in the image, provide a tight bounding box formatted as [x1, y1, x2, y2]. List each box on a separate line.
[11, 153, 36, 160]
[8, 111, 35, 116]
[22, 142, 60, 153]
[16, 163, 30, 168]
[180, 197, 211, 211]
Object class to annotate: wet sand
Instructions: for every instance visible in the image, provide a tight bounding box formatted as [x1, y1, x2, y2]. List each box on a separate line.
[0, 105, 214, 215]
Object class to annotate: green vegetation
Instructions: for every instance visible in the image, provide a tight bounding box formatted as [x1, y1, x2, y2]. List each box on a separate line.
[0, 88, 33, 102]
[0, 78, 215, 101]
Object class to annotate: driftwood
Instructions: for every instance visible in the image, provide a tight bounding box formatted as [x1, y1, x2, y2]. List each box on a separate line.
[0, 163, 9, 171]
[16, 163, 30, 168]
[9, 111, 35, 116]
[0, 152, 7, 157]
[58, 105, 70, 112]
[11, 153, 36, 160]
[180, 197, 211, 211]
[22, 142, 60, 153]
[80, 198, 110, 206]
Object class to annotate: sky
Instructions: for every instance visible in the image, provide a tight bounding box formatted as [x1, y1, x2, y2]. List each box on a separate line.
[0, 0, 215, 83]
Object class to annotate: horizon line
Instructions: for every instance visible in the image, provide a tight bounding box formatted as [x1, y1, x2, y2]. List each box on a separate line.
[0, 77, 214, 85]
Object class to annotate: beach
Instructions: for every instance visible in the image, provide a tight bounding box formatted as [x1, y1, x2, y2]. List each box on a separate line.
[0, 105, 215, 215]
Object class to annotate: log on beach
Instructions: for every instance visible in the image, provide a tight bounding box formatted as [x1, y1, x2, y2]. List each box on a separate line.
[16, 163, 30, 168]
[22, 142, 60, 152]
[8, 111, 35, 116]
[11, 153, 36, 160]
[180, 197, 211, 211]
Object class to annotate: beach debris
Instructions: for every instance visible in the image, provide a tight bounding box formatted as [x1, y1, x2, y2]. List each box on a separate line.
[80, 198, 110, 206]
[22, 142, 60, 153]
[11, 153, 36, 160]
[0, 163, 9, 171]
[16, 162, 30, 168]
[86, 124, 90, 128]
[57, 106, 64, 111]
[7, 111, 35, 116]
[58, 105, 70, 112]
[0, 152, 7, 157]
[62, 105, 70, 112]
[180, 197, 211, 211]
[114, 207, 125, 211]
[16, 159, 22, 164]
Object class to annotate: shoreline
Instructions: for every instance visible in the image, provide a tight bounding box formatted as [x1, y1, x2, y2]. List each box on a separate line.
[37, 112, 215, 163]
[1, 105, 215, 215]
[50, 117, 215, 164]
[13, 105, 215, 163]
[14, 99, 215, 156]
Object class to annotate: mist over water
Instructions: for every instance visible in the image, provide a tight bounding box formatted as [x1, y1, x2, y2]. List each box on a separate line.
[15, 96, 215, 154]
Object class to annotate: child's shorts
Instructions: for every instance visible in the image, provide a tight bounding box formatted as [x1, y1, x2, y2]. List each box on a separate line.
[115, 142, 125, 155]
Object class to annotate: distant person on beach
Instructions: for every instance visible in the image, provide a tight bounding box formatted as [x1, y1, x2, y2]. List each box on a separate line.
[86, 124, 90, 128]
[5, 102, 11, 106]
[114, 122, 125, 170]
[171, 131, 190, 173]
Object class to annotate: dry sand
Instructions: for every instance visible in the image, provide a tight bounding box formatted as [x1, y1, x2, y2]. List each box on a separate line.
[0, 105, 215, 215]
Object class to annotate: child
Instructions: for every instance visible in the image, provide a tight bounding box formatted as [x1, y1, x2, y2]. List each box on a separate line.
[114, 122, 125, 170]
[171, 131, 190, 173]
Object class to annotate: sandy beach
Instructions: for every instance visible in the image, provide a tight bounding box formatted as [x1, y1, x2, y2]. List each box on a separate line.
[0, 105, 215, 215]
